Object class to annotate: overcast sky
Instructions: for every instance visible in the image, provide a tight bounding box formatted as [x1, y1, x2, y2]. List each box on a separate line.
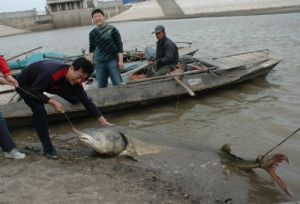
[0, 0, 47, 12]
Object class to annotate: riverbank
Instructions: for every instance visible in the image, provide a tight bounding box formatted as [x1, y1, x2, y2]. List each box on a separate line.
[0, 136, 203, 203]
[1, 13, 300, 203]
[0, 25, 28, 38]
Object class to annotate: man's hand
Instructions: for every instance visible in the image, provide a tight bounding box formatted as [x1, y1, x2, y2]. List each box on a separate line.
[118, 53, 124, 70]
[6, 75, 19, 87]
[0, 76, 8, 85]
[118, 61, 124, 70]
[98, 116, 114, 126]
[148, 60, 156, 66]
[48, 99, 64, 113]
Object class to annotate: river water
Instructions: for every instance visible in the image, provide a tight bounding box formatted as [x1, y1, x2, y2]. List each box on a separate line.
[1, 13, 300, 202]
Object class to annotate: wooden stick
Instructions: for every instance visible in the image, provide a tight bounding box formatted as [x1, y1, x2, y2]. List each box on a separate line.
[173, 77, 195, 96]
[6, 46, 43, 61]
[123, 53, 144, 60]
[127, 68, 209, 84]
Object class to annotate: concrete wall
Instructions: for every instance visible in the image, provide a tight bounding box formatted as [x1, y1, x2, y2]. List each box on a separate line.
[51, 9, 92, 28]
[0, 10, 35, 19]
[0, 15, 54, 31]
[50, 6, 129, 28]
[0, 9, 54, 32]
[0, 5, 129, 34]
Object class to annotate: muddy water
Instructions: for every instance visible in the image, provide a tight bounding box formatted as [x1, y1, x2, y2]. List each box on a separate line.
[1, 13, 300, 202]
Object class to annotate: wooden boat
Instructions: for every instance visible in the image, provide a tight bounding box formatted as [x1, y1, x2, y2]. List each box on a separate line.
[0, 49, 280, 128]
[1, 44, 198, 104]
[123, 42, 198, 62]
[8, 42, 198, 74]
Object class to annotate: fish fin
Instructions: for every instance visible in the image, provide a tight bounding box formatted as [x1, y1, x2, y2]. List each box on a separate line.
[262, 154, 293, 196]
[268, 168, 293, 196]
[119, 149, 138, 161]
[118, 155, 138, 162]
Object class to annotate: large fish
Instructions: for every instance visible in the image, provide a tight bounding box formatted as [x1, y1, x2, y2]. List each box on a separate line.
[72, 127, 292, 197]
[72, 127, 165, 158]
[219, 144, 292, 197]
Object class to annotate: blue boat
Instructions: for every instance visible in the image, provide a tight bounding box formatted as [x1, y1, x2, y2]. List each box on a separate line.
[8, 52, 68, 70]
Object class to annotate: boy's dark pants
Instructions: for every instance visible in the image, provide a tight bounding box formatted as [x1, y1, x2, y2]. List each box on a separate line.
[0, 112, 16, 152]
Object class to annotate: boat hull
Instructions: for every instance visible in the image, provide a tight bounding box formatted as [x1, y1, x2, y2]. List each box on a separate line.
[0, 50, 280, 128]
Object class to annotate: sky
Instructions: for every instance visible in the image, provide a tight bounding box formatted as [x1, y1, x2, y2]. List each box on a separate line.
[0, 0, 47, 13]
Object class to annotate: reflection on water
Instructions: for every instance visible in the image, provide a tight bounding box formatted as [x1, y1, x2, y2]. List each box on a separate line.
[2, 13, 300, 201]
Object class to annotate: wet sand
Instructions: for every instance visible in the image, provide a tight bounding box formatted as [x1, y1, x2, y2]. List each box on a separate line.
[1, 126, 293, 203]
[0, 143, 195, 204]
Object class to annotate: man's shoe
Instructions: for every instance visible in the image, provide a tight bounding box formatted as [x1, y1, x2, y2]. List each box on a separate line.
[4, 148, 26, 159]
[44, 151, 59, 160]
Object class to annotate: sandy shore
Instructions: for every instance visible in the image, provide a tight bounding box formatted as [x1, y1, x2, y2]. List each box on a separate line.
[0, 25, 28, 38]
[0, 113, 297, 203]
[0, 136, 198, 204]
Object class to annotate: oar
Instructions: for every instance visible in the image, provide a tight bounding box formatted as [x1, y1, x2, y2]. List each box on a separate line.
[6, 46, 42, 61]
[127, 68, 209, 84]
[173, 76, 195, 96]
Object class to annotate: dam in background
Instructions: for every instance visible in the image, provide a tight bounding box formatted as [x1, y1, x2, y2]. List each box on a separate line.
[1, 0, 300, 37]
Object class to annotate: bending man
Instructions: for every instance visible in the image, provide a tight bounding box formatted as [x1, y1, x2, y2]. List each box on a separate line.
[16, 57, 112, 159]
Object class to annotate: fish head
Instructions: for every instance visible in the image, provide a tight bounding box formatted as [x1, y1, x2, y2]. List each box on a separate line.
[73, 127, 127, 156]
[258, 154, 293, 196]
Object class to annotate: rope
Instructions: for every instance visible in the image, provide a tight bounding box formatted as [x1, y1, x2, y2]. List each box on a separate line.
[262, 127, 300, 157]
[16, 86, 75, 129]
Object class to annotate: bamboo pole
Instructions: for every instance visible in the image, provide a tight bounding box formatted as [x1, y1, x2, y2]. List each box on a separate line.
[43, 55, 73, 62]
[6, 46, 43, 61]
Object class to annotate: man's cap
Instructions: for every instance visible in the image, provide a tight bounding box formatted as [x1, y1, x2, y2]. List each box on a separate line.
[152, 25, 165, 34]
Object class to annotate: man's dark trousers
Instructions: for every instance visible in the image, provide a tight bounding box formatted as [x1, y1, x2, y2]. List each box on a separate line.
[16, 88, 55, 154]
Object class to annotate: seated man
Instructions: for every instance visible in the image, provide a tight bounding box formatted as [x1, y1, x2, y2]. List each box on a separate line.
[147, 25, 179, 76]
